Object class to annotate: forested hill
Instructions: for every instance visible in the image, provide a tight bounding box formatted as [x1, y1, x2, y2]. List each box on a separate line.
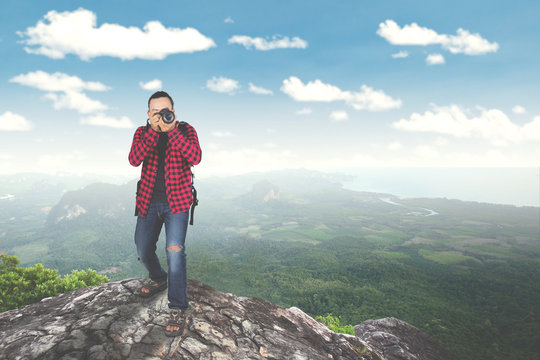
[1, 169, 539, 359]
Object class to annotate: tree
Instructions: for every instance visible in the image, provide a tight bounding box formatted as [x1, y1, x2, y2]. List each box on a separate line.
[0, 254, 108, 312]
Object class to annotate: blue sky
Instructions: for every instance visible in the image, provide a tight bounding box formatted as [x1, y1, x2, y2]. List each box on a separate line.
[1, 0, 539, 179]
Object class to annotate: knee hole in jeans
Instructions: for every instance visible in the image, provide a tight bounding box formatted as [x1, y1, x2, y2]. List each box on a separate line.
[167, 245, 182, 252]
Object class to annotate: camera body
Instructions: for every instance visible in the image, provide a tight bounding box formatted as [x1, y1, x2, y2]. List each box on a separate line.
[159, 109, 175, 124]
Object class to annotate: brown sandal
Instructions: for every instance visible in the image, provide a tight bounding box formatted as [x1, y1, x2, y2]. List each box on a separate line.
[165, 308, 187, 337]
[139, 279, 167, 298]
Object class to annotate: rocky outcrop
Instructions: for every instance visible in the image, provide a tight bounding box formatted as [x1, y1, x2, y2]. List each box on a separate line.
[239, 181, 280, 207]
[0, 279, 451, 360]
[355, 318, 453, 360]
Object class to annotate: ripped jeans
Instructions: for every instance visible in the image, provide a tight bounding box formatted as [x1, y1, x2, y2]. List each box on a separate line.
[135, 202, 189, 310]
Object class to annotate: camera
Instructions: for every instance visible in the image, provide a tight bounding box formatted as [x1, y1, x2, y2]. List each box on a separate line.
[158, 109, 175, 124]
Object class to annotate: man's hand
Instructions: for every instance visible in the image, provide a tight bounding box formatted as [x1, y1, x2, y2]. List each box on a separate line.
[149, 111, 176, 133]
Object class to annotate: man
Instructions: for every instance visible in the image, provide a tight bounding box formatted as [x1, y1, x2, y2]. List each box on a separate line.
[129, 91, 201, 337]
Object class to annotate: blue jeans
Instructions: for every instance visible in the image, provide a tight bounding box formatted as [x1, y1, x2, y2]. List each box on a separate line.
[135, 202, 189, 310]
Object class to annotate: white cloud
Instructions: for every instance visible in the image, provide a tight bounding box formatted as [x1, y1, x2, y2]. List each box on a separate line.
[378, 20, 445, 46]
[10, 70, 109, 92]
[444, 28, 499, 55]
[37, 155, 71, 171]
[414, 145, 439, 159]
[303, 145, 540, 168]
[36, 153, 87, 172]
[206, 76, 240, 94]
[426, 53, 445, 65]
[512, 105, 526, 114]
[197, 147, 297, 177]
[392, 51, 409, 58]
[61, 142, 540, 176]
[18, 8, 216, 60]
[296, 108, 312, 115]
[435, 137, 449, 146]
[436, 149, 535, 167]
[281, 76, 347, 102]
[281, 76, 402, 111]
[249, 83, 273, 95]
[522, 116, 540, 137]
[228, 35, 308, 50]
[212, 131, 234, 137]
[329, 110, 349, 122]
[11, 70, 109, 114]
[0, 111, 33, 131]
[348, 85, 403, 111]
[393, 104, 540, 145]
[80, 114, 134, 128]
[33, 137, 56, 144]
[44, 91, 108, 113]
[224, 17, 234, 24]
[139, 79, 163, 91]
[377, 20, 498, 55]
[388, 142, 402, 151]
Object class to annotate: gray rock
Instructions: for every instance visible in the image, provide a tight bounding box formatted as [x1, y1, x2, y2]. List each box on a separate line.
[0, 279, 450, 360]
[354, 317, 454, 360]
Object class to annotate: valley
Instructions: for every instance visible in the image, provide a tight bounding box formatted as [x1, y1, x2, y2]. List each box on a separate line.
[1, 170, 539, 360]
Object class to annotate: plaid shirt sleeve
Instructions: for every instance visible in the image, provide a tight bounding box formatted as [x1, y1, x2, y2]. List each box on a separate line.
[128, 125, 159, 166]
[167, 123, 202, 166]
[129, 126, 160, 217]
[165, 123, 202, 214]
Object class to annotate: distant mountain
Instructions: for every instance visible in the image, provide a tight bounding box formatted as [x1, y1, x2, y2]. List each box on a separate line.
[236, 180, 280, 208]
[0, 173, 130, 201]
[8, 169, 539, 272]
[46, 181, 136, 226]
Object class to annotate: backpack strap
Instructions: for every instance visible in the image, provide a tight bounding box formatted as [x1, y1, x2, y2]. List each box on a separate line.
[177, 122, 198, 225]
[190, 182, 198, 226]
[134, 180, 141, 216]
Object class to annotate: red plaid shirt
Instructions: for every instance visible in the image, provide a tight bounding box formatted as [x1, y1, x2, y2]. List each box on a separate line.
[129, 122, 201, 217]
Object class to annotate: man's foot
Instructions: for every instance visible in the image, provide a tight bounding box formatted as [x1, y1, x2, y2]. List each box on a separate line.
[139, 279, 167, 298]
[165, 308, 187, 337]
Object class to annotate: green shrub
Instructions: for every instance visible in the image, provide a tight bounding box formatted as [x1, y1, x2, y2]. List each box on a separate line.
[0, 254, 108, 312]
[316, 313, 355, 335]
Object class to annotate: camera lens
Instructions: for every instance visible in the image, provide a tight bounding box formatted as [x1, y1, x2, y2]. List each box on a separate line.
[159, 109, 175, 124]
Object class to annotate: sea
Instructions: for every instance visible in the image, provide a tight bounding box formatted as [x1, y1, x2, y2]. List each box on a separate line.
[337, 167, 540, 208]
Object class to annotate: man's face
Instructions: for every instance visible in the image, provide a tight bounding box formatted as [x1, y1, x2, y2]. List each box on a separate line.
[148, 97, 173, 120]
